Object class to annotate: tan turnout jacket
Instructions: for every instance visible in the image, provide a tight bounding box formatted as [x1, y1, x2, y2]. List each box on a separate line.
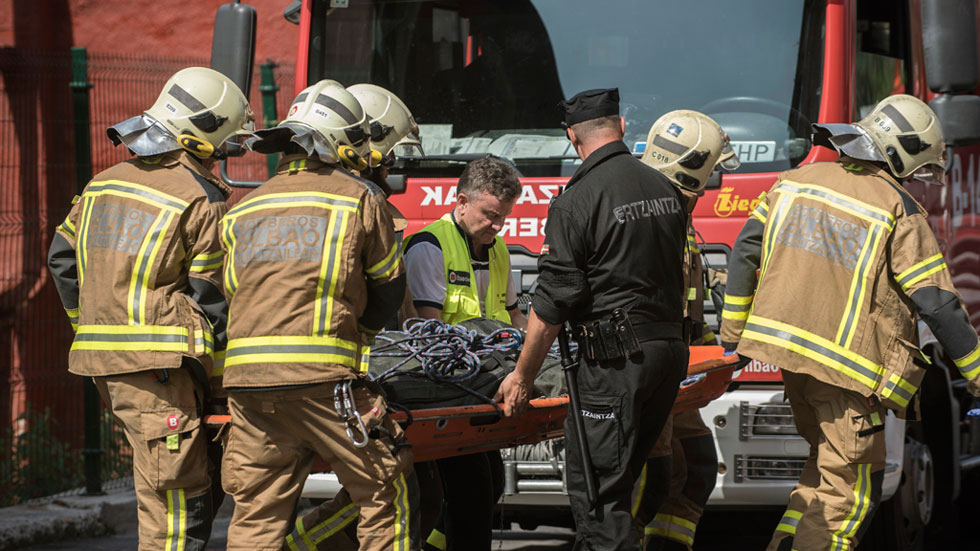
[721, 159, 980, 410]
[220, 156, 403, 387]
[49, 151, 230, 376]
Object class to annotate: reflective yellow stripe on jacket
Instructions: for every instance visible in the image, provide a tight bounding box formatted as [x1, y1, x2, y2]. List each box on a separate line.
[722, 293, 753, 322]
[955, 343, 980, 380]
[72, 325, 190, 352]
[742, 316, 884, 391]
[224, 335, 360, 369]
[895, 253, 947, 292]
[189, 250, 224, 273]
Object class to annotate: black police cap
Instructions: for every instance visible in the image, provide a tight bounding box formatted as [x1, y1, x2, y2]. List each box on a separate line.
[561, 88, 620, 127]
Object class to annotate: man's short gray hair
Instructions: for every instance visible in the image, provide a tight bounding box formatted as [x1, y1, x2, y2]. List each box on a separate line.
[457, 156, 522, 203]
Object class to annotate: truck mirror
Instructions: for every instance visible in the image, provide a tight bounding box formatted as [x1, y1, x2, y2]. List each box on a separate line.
[211, 1, 257, 97]
[921, 0, 978, 93]
[929, 94, 980, 147]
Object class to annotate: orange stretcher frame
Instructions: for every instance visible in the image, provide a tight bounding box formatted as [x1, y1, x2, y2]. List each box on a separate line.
[204, 346, 736, 464]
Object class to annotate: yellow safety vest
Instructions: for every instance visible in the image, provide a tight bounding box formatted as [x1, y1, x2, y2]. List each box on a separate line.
[415, 214, 511, 324]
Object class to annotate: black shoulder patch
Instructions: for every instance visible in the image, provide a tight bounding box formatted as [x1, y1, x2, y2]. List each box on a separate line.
[182, 166, 226, 204]
[338, 169, 384, 197]
[404, 231, 441, 254]
[888, 180, 925, 217]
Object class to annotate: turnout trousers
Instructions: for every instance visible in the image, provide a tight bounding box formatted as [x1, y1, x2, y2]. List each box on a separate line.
[565, 338, 688, 551]
[94, 367, 214, 551]
[768, 370, 886, 551]
[223, 381, 419, 551]
[634, 409, 717, 550]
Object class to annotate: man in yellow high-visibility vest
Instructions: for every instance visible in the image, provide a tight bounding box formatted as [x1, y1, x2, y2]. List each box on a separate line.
[403, 156, 525, 551]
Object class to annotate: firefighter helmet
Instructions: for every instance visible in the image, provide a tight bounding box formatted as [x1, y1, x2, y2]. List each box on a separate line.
[641, 110, 741, 193]
[248, 79, 372, 171]
[109, 67, 254, 158]
[145, 67, 253, 157]
[347, 83, 424, 166]
[853, 94, 946, 179]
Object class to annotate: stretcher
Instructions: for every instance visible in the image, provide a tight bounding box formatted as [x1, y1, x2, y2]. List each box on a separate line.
[204, 345, 737, 464]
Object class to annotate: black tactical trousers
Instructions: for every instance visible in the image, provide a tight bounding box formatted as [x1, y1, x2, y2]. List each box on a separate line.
[565, 338, 688, 551]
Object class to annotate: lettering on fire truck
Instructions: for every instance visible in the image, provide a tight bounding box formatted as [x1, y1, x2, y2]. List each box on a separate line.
[713, 186, 763, 218]
[417, 184, 559, 238]
[419, 184, 562, 207]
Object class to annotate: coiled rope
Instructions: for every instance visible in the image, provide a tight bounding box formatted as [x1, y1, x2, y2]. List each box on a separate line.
[371, 318, 523, 384]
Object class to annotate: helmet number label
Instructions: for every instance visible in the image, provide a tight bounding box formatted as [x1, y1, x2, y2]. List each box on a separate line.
[164, 102, 177, 114]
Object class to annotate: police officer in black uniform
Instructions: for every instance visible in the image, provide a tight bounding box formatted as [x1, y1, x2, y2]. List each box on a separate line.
[495, 88, 689, 550]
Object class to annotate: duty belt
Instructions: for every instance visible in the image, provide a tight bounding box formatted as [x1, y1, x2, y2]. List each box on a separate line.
[575, 309, 683, 363]
[575, 309, 641, 363]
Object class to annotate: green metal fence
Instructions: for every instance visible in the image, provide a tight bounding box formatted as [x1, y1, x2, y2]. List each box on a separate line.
[0, 47, 293, 505]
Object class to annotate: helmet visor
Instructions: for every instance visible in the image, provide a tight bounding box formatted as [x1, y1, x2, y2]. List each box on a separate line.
[910, 164, 945, 186]
[718, 140, 741, 171]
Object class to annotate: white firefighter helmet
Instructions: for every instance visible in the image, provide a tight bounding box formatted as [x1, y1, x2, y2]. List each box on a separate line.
[109, 67, 254, 158]
[248, 79, 372, 171]
[641, 110, 741, 193]
[347, 83, 424, 166]
[812, 94, 946, 181]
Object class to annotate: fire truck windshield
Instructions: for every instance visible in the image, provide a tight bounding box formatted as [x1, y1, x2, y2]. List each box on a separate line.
[308, 0, 824, 173]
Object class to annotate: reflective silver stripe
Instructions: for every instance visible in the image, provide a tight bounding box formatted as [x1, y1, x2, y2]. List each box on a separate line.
[77, 196, 95, 280]
[59, 220, 76, 238]
[307, 504, 359, 543]
[132, 212, 173, 325]
[87, 182, 188, 212]
[834, 464, 871, 551]
[778, 183, 894, 226]
[222, 218, 238, 294]
[724, 302, 752, 312]
[315, 94, 358, 125]
[880, 104, 913, 132]
[169, 489, 183, 551]
[224, 343, 357, 358]
[317, 212, 345, 336]
[838, 225, 882, 346]
[780, 514, 800, 528]
[652, 135, 689, 156]
[169, 84, 207, 111]
[959, 355, 980, 378]
[393, 473, 410, 551]
[366, 241, 402, 279]
[74, 332, 187, 343]
[763, 192, 794, 277]
[191, 252, 224, 269]
[745, 322, 881, 384]
[896, 255, 946, 289]
[883, 378, 915, 403]
[227, 193, 359, 216]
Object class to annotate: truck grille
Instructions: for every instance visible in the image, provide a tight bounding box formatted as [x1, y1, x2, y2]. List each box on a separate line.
[734, 455, 807, 482]
[739, 401, 799, 440]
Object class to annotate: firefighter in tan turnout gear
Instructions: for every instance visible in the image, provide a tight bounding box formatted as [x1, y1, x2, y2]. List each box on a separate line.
[220, 80, 419, 551]
[46, 66, 253, 551]
[281, 83, 425, 551]
[721, 94, 980, 551]
[633, 110, 740, 551]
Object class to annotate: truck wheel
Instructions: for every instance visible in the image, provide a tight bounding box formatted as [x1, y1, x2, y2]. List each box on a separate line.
[859, 436, 934, 551]
[898, 437, 934, 533]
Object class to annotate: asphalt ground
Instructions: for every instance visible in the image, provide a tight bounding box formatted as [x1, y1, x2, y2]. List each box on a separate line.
[16, 483, 980, 550]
